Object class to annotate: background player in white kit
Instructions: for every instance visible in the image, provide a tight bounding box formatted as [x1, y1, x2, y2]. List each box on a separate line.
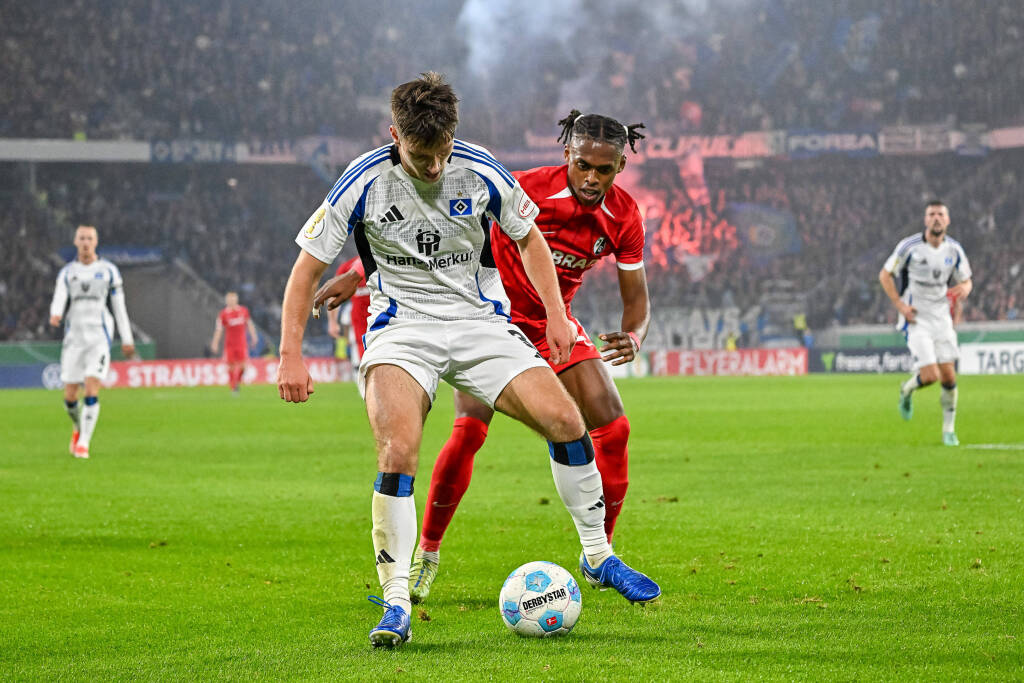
[879, 200, 972, 446]
[277, 73, 658, 648]
[49, 225, 135, 459]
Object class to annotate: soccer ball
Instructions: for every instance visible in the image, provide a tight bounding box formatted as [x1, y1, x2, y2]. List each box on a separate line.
[498, 561, 582, 637]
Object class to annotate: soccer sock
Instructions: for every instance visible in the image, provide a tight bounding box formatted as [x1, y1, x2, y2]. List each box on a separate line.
[229, 367, 242, 390]
[590, 416, 630, 543]
[901, 374, 923, 397]
[940, 382, 958, 433]
[371, 473, 416, 615]
[548, 433, 613, 568]
[419, 417, 488, 553]
[78, 396, 100, 447]
[64, 399, 80, 430]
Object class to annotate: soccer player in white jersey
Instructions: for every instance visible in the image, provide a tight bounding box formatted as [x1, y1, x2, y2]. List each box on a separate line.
[879, 200, 973, 446]
[277, 73, 658, 648]
[49, 225, 135, 459]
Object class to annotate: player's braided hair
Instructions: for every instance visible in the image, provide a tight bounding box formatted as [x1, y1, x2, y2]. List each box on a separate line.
[391, 72, 459, 144]
[556, 110, 646, 154]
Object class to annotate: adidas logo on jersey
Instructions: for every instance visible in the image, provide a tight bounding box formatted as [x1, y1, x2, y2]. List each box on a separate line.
[379, 205, 405, 224]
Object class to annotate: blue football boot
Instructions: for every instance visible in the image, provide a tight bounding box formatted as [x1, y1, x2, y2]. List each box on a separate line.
[579, 552, 661, 604]
[367, 596, 411, 648]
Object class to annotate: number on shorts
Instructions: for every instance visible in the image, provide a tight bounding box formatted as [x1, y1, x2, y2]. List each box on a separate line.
[507, 329, 543, 360]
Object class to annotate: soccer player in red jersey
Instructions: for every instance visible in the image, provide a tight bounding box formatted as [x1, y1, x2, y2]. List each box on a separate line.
[210, 291, 258, 393]
[315, 110, 654, 604]
[326, 257, 371, 363]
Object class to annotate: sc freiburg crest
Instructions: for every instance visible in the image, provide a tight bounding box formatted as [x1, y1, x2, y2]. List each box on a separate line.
[592, 237, 606, 255]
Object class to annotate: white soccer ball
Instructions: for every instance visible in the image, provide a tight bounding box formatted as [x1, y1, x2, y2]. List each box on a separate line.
[498, 561, 582, 637]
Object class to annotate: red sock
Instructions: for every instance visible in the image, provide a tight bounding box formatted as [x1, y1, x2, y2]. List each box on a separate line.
[230, 367, 242, 390]
[590, 415, 630, 543]
[419, 416, 488, 552]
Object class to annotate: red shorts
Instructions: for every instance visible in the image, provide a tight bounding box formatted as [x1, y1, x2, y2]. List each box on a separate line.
[225, 346, 248, 364]
[514, 315, 601, 374]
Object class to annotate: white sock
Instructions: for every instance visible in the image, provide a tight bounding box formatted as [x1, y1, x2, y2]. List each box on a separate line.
[78, 398, 100, 447]
[548, 437, 612, 568]
[901, 374, 922, 397]
[940, 384, 958, 433]
[64, 400, 80, 430]
[371, 486, 416, 615]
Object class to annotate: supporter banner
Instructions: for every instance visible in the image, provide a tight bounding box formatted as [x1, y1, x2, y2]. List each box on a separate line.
[727, 203, 801, 264]
[649, 348, 807, 376]
[808, 347, 913, 373]
[58, 245, 163, 265]
[786, 130, 879, 159]
[150, 139, 237, 163]
[878, 125, 953, 154]
[0, 357, 353, 390]
[520, 130, 780, 161]
[959, 342, 1024, 375]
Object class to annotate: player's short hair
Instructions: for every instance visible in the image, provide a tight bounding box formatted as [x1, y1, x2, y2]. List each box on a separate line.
[390, 72, 459, 145]
[557, 110, 647, 154]
[925, 199, 947, 210]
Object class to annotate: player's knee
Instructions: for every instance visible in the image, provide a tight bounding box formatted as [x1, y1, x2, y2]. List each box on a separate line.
[918, 368, 939, 385]
[541, 404, 586, 443]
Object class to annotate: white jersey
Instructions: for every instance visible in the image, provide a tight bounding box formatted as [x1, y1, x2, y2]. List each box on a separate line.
[50, 258, 134, 347]
[296, 140, 540, 330]
[882, 233, 971, 331]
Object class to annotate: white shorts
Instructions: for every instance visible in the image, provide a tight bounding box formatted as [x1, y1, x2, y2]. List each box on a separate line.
[906, 317, 959, 370]
[60, 339, 111, 384]
[358, 319, 549, 407]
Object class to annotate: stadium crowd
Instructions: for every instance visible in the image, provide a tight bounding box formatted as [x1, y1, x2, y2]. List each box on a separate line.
[4, 148, 1021, 344]
[2, 1, 1023, 143]
[2, 0, 1024, 346]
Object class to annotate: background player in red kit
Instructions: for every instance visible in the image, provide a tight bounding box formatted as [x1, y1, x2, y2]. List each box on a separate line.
[319, 111, 654, 603]
[210, 291, 258, 393]
[325, 256, 370, 364]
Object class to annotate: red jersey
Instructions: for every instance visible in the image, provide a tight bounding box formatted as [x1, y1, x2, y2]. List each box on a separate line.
[490, 165, 645, 328]
[336, 256, 371, 354]
[218, 305, 251, 350]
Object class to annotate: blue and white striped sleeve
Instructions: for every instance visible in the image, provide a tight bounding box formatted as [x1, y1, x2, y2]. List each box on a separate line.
[296, 147, 387, 264]
[453, 140, 538, 241]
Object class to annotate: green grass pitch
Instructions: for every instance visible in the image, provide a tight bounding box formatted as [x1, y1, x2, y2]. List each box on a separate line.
[1, 375, 1022, 680]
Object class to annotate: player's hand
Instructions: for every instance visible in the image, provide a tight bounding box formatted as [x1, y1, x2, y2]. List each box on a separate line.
[545, 312, 577, 366]
[313, 272, 359, 312]
[599, 331, 639, 366]
[277, 355, 315, 403]
[327, 319, 341, 339]
[121, 344, 136, 359]
[898, 302, 917, 323]
[49, 315, 62, 327]
[948, 282, 971, 300]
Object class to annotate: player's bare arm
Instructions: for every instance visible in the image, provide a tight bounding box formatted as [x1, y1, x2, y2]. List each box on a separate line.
[210, 318, 223, 353]
[312, 269, 362, 311]
[515, 226, 575, 365]
[600, 266, 651, 366]
[49, 314, 62, 327]
[878, 268, 916, 323]
[948, 278, 973, 300]
[278, 250, 329, 403]
[247, 318, 258, 348]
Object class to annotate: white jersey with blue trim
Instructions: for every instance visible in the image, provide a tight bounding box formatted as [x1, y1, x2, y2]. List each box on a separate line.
[882, 233, 971, 329]
[296, 140, 541, 327]
[49, 258, 133, 346]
